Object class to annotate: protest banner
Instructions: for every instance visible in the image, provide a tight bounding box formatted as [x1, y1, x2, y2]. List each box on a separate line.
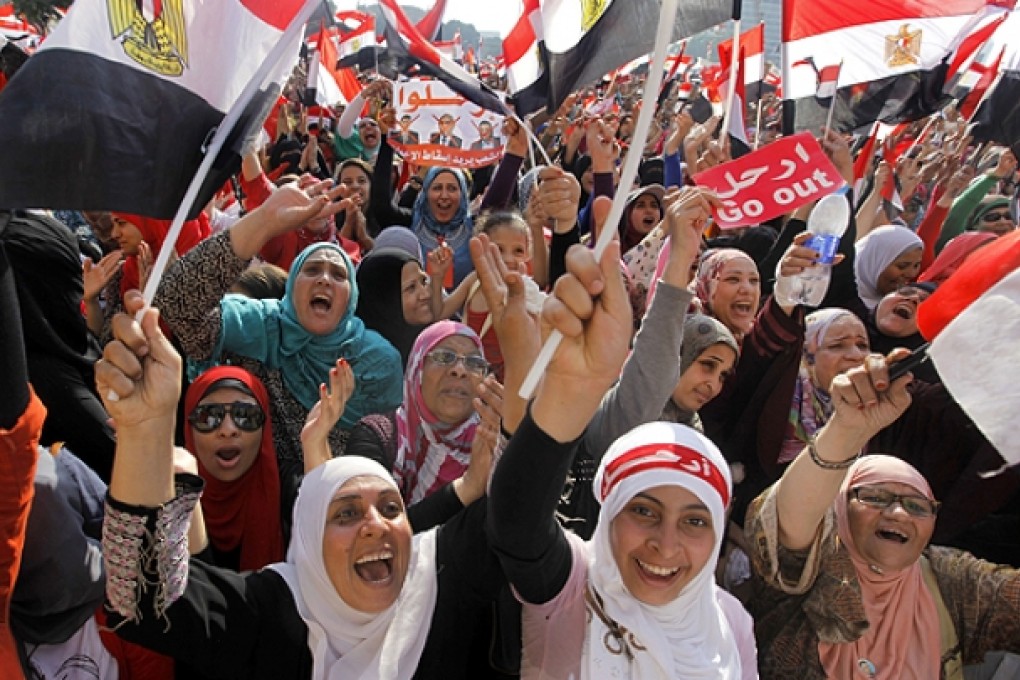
[692, 132, 844, 229]
[390, 80, 505, 168]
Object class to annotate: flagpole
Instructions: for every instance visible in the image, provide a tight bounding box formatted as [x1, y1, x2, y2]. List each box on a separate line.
[823, 59, 843, 134]
[753, 22, 765, 149]
[720, 15, 742, 144]
[518, 0, 681, 400]
[902, 113, 938, 160]
[140, 0, 321, 308]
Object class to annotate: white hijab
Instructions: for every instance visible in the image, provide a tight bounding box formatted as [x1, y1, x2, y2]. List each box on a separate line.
[269, 457, 438, 680]
[854, 225, 923, 309]
[587, 422, 741, 679]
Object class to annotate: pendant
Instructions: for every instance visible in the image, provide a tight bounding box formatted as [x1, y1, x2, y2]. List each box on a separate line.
[857, 658, 877, 677]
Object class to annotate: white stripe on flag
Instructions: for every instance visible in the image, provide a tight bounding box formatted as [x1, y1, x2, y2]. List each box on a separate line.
[783, 15, 990, 100]
[928, 266, 1020, 465]
[41, 0, 289, 113]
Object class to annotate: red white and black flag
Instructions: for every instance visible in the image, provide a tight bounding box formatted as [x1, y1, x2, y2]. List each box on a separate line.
[539, 0, 732, 113]
[717, 23, 766, 101]
[378, 0, 506, 115]
[781, 0, 1014, 133]
[502, 0, 546, 115]
[969, 52, 1020, 158]
[0, 0, 316, 219]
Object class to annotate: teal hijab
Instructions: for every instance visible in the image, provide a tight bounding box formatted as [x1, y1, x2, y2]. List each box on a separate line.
[216, 243, 402, 428]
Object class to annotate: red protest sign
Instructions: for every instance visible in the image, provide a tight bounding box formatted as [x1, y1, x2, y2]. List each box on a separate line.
[692, 132, 845, 229]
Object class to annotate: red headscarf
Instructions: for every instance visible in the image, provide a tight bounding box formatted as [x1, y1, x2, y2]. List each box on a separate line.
[184, 366, 284, 570]
[114, 212, 211, 297]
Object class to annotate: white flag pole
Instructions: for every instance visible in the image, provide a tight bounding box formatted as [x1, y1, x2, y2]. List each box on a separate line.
[518, 0, 681, 399]
[140, 0, 321, 308]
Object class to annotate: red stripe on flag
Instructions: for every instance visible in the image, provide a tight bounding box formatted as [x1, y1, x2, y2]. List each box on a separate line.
[783, 0, 1001, 41]
[240, 0, 307, 31]
[503, 0, 540, 66]
[946, 13, 1007, 81]
[918, 229, 1020, 340]
[959, 46, 1005, 119]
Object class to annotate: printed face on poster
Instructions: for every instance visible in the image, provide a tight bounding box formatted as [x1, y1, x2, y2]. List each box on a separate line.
[391, 80, 505, 168]
[692, 132, 846, 229]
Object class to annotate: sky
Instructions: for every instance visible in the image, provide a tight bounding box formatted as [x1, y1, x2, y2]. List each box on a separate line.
[345, 0, 522, 35]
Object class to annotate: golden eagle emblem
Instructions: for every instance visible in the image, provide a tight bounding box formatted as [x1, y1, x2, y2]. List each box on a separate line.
[885, 24, 921, 68]
[580, 0, 609, 33]
[108, 0, 188, 77]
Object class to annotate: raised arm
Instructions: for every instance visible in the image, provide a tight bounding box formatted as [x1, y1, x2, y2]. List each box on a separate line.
[774, 349, 912, 550]
[487, 197, 632, 603]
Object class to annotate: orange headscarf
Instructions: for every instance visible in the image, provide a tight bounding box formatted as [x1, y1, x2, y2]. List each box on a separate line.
[818, 455, 940, 679]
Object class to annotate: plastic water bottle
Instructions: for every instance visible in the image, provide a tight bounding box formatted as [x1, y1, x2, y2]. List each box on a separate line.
[774, 192, 850, 308]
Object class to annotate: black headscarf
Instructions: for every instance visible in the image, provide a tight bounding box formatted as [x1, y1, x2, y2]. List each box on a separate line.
[1, 210, 100, 370]
[355, 248, 430, 368]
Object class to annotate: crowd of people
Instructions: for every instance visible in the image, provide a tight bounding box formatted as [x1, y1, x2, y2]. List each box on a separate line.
[3, 63, 1020, 680]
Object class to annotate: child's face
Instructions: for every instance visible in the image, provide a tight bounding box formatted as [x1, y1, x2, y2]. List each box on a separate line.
[489, 225, 530, 272]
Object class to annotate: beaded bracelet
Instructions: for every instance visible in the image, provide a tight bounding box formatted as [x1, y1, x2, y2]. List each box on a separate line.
[808, 436, 861, 470]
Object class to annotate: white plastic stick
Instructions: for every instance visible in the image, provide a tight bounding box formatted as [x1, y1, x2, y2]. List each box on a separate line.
[140, 0, 320, 309]
[823, 59, 843, 134]
[518, 0, 682, 399]
[719, 18, 742, 143]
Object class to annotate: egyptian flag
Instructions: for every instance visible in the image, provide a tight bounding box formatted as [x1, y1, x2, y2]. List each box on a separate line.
[718, 45, 751, 154]
[970, 55, 1020, 158]
[335, 10, 376, 60]
[306, 23, 361, 106]
[781, 0, 1013, 134]
[539, 0, 732, 113]
[957, 46, 1005, 119]
[718, 24, 765, 101]
[917, 229, 1020, 466]
[503, 0, 546, 115]
[336, 0, 445, 73]
[0, 0, 316, 219]
[379, 0, 506, 115]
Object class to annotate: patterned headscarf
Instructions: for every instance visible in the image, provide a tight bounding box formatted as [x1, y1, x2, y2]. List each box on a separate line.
[394, 321, 483, 504]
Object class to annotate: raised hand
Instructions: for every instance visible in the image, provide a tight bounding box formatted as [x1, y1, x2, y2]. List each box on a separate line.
[301, 358, 355, 474]
[533, 197, 632, 442]
[454, 375, 504, 504]
[470, 234, 540, 433]
[827, 348, 913, 442]
[96, 290, 182, 430]
[660, 187, 719, 285]
[534, 166, 581, 234]
[83, 249, 123, 302]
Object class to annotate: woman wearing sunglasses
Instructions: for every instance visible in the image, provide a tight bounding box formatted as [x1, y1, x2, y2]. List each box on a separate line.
[346, 321, 501, 531]
[746, 352, 1020, 680]
[183, 365, 284, 572]
[153, 182, 403, 521]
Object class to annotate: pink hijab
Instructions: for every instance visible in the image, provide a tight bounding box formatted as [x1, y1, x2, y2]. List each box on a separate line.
[919, 232, 997, 285]
[819, 455, 940, 679]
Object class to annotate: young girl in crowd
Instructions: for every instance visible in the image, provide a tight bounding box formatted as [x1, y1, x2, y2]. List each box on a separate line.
[429, 211, 544, 382]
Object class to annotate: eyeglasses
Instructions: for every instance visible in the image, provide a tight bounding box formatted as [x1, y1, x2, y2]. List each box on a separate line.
[424, 348, 489, 376]
[980, 210, 1012, 223]
[188, 402, 266, 433]
[894, 285, 931, 302]
[851, 486, 940, 518]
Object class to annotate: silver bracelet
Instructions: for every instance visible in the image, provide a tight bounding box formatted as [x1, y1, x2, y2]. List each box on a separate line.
[808, 436, 861, 470]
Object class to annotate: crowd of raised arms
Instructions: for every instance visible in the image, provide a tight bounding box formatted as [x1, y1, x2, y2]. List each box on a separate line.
[4, 66, 1020, 680]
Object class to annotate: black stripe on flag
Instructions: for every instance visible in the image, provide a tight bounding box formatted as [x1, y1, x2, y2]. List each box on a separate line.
[970, 70, 1020, 160]
[0, 50, 277, 219]
[783, 62, 950, 134]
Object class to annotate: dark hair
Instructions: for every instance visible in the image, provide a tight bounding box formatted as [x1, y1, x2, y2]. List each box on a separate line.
[232, 263, 288, 299]
[474, 210, 529, 238]
[337, 158, 373, 181]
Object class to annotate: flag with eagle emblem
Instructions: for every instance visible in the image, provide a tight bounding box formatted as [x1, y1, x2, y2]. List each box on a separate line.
[0, 0, 317, 219]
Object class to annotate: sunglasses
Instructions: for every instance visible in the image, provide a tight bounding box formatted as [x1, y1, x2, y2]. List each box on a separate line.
[425, 348, 489, 376]
[980, 210, 1012, 223]
[851, 486, 940, 518]
[188, 402, 266, 433]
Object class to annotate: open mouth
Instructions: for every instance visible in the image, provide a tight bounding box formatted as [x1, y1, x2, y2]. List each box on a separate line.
[892, 303, 915, 320]
[354, 550, 395, 583]
[310, 293, 333, 313]
[636, 558, 681, 581]
[732, 302, 754, 316]
[876, 528, 909, 544]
